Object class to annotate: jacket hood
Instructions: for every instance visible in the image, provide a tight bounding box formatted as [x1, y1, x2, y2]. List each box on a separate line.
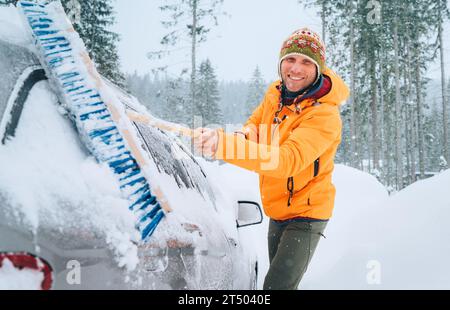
[317, 67, 350, 106]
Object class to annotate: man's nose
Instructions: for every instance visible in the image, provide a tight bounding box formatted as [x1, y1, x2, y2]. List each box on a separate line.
[290, 61, 304, 74]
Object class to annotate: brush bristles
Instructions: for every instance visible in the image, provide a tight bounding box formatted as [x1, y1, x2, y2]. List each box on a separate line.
[19, 0, 164, 241]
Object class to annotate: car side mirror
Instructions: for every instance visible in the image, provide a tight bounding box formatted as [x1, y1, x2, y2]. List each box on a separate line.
[236, 201, 263, 228]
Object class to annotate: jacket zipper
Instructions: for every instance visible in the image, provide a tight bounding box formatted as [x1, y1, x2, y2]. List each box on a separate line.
[287, 176, 294, 207]
[287, 158, 320, 207]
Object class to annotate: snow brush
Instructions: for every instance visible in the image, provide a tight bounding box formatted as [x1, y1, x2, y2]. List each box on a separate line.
[18, 0, 171, 242]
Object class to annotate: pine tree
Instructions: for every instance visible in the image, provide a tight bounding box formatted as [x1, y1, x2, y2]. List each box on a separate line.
[304, 0, 443, 190]
[61, 0, 125, 87]
[151, 0, 225, 126]
[195, 59, 222, 126]
[219, 80, 249, 124]
[126, 72, 160, 116]
[301, 0, 335, 48]
[0, 0, 17, 6]
[436, 0, 450, 169]
[244, 66, 265, 119]
[160, 77, 190, 125]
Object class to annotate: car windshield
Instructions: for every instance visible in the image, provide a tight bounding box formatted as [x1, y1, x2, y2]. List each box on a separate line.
[134, 122, 217, 207]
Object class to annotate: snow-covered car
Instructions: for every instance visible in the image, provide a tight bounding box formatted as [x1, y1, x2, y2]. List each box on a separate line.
[0, 20, 262, 289]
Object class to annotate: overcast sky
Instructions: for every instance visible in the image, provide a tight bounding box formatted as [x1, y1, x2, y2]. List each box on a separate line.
[113, 0, 450, 83]
[113, 0, 322, 81]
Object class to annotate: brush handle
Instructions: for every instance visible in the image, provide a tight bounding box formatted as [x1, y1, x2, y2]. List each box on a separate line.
[126, 110, 197, 138]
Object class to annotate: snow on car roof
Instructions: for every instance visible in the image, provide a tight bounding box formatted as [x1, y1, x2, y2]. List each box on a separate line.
[0, 5, 32, 49]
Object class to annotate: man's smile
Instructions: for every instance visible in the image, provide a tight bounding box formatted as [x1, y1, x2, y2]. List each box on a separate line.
[287, 75, 305, 81]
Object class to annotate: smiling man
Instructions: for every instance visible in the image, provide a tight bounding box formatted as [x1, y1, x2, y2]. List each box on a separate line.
[194, 28, 350, 290]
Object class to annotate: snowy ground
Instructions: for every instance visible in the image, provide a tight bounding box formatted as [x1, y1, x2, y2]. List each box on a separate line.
[199, 160, 450, 289]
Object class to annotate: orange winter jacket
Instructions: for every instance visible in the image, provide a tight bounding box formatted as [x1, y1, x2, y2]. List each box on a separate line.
[214, 68, 350, 221]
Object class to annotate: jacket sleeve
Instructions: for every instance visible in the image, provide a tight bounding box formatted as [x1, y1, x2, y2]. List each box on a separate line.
[214, 105, 342, 178]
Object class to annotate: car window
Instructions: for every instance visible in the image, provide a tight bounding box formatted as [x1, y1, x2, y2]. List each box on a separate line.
[0, 39, 40, 119]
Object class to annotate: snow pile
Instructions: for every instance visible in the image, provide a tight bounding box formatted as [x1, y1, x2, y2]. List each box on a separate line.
[0, 81, 139, 271]
[301, 164, 389, 289]
[303, 166, 450, 289]
[0, 259, 44, 290]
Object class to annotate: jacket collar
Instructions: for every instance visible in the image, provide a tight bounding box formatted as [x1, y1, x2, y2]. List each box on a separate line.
[276, 73, 332, 110]
[268, 68, 350, 111]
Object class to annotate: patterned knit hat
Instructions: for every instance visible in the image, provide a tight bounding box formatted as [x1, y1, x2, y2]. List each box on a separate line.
[278, 28, 326, 79]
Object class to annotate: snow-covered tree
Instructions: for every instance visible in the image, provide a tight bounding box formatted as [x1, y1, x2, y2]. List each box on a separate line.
[151, 0, 225, 126]
[435, 0, 450, 169]
[0, 0, 17, 6]
[61, 0, 125, 87]
[219, 80, 249, 124]
[195, 59, 222, 126]
[244, 66, 265, 119]
[160, 77, 191, 125]
[305, 0, 447, 190]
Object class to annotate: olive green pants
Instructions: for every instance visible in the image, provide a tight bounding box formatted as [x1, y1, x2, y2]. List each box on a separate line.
[263, 219, 328, 290]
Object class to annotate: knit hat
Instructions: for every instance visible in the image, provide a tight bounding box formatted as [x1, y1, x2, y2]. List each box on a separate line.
[278, 28, 326, 80]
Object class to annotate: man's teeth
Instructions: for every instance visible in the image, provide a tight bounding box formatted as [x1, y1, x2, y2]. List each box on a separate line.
[289, 76, 304, 81]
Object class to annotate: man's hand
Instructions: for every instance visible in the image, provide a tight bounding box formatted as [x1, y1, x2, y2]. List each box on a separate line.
[193, 128, 219, 158]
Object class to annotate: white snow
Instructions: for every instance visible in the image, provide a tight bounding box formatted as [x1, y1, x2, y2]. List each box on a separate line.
[201, 159, 450, 289]
[303, 166, 450, 289]
[0, 259, 44, 290]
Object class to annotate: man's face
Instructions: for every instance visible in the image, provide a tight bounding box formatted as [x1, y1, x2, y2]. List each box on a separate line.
[281, 54, 318, 92]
